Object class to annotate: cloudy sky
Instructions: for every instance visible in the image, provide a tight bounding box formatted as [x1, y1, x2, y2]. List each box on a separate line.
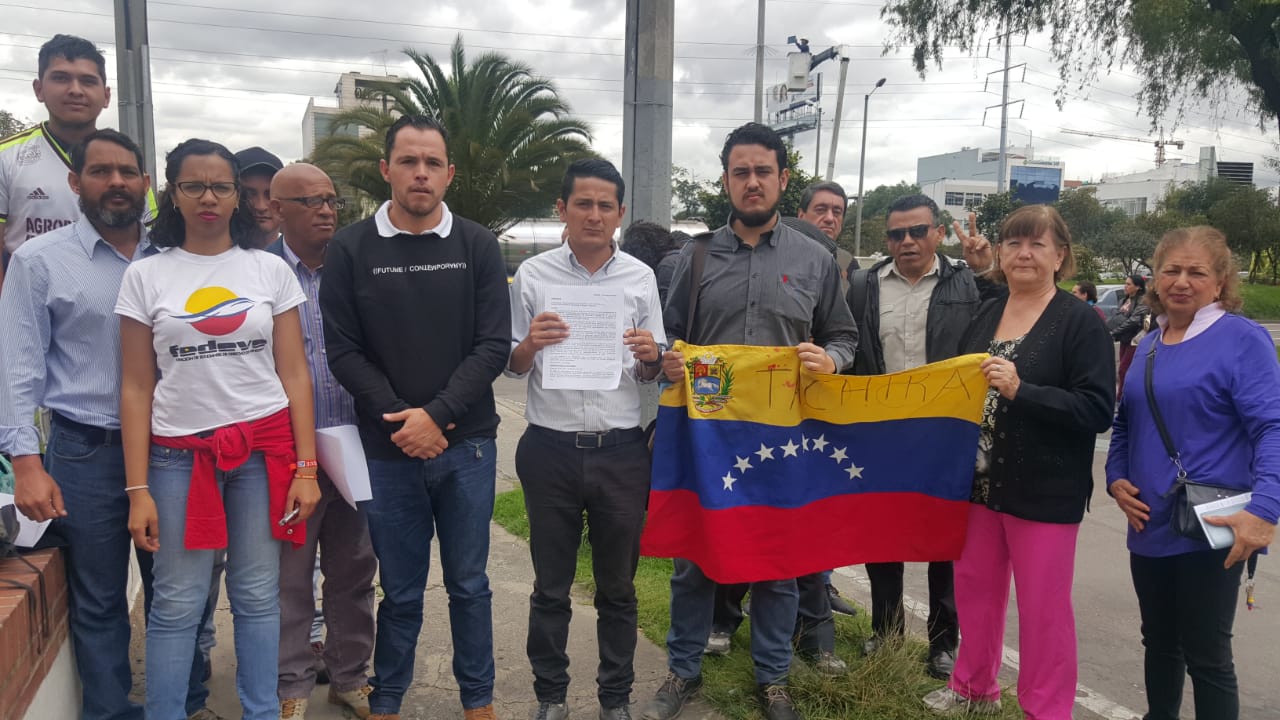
[2, 0, 1276, 199]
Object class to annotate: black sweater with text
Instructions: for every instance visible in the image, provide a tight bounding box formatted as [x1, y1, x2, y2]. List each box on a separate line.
[320, 214, 512, 459]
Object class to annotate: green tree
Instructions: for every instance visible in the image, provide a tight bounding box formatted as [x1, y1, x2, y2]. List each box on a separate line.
[859, 181, 922, 220]
[1054, 188, 1126, 247]
[1206, 187, 1280, 281]
[1071, 245, 1103, 282]
[310, 36, 591, 235]
[1093, 218, 1158, 274]
[0, 109, 30, 138]
[671, 166, 706, 220]
[972, 192, 1025, 240]
[882, 0, 1280, 135]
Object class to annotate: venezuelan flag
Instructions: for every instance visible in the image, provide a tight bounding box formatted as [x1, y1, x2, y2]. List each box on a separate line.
[640, 342, 990, 584]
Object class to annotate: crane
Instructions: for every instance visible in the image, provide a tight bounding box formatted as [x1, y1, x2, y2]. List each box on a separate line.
[1061, 129, 1185, 166]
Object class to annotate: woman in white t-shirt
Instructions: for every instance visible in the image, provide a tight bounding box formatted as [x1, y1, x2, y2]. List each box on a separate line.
[117, 138, 320, 720]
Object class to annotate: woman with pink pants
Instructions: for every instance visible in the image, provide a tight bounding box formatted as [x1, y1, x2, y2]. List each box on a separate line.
[922, 205, 1115, 718]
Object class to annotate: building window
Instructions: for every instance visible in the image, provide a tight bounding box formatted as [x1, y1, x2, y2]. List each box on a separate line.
[944, 191, 965, 206]
[965, 192, 985, 205]
[1104, 197, 1147, 218]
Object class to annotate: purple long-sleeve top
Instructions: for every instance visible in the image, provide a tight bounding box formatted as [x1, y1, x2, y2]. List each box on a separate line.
[1106, 307, 1280, 557]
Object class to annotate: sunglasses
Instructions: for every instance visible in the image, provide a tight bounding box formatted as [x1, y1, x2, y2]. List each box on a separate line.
[885, 224, 933, 243]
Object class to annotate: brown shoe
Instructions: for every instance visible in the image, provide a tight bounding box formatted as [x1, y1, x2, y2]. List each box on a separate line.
[328, 684, 373, 718]
[464, 704, 498, 720]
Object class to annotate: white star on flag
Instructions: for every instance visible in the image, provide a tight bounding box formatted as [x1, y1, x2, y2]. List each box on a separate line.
[830, 447, 848, 463]
[811, 434, 829, 452]
[733, 456, 754, 473]
[780, 439, 800, 457]
[722, 472, 738, 491]
[846, 464, 864, 480]
[801, 434, 810, 451]
[754, 443, 776, 462]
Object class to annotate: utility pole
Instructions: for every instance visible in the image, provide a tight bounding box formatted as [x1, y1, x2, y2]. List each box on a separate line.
[814, 73, 822, 176]
[622, 0, 674, 226]
[825, 57, 850, 180]
[852, 77, 886, 257]
[995, 31, 1012, 196]
[754, 0, 765, 122]
[113, 0, 156, 181]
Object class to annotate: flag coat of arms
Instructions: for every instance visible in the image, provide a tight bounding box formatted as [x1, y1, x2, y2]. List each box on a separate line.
[641, 342, 990, 584]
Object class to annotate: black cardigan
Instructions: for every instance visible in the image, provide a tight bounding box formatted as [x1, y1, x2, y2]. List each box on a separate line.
[959, 289, 1116, 524]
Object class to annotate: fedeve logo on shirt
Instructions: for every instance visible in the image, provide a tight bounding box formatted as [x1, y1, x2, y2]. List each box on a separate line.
[168, 286, 267, 361]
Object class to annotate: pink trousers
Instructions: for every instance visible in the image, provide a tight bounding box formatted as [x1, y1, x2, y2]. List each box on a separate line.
[949, 504, 1081, 720]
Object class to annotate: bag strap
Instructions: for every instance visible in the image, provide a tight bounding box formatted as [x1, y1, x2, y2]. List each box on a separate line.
[1143, 342, 1189, 484]
[849, 267, 870, 324]
[684, 232, 713, 342]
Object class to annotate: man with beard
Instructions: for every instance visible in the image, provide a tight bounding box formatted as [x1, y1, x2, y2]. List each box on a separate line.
[321, 115, 510, 720]
[642, 122, 857, 720]
[0, 129, 157, 720]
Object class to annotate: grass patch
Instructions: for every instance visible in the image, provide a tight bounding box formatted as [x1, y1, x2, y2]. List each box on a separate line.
[493, 487, 1022, 719]
[1240, 282, 1280, 321]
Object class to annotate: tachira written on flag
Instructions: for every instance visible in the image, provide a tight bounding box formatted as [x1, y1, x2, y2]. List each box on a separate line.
[641, 342, 990, 584]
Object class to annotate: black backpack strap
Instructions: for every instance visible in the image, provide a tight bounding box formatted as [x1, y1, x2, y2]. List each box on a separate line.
[685, 232, 713, 342]
[849, 267, 870, 325]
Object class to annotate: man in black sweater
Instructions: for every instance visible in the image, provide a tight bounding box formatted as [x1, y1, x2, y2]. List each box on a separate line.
[320, 115, 511, 720]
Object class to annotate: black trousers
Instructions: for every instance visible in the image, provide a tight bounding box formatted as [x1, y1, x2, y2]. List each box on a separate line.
[711, 582, 749, 636]
[1130, 549, 1244, 720]
[865, 561, 958, 655]
[515, 426, 651, 708]
[793, 572, 834, 655]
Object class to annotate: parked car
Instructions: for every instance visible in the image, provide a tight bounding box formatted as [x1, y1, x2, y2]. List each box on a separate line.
[1096, 284, 1125, 318]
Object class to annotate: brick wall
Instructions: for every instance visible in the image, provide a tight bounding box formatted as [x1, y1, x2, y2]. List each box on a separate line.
[0, 550, 69, 720]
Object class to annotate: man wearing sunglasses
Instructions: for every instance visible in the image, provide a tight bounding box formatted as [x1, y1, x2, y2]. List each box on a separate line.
[844, 194, 994, 680]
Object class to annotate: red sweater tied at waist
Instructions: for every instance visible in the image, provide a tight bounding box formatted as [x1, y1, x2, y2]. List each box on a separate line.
[152, 408, 305, 550]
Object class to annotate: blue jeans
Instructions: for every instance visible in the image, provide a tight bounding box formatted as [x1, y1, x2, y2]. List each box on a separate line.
[666, 559, 797, 685]
[136, 548, 213, 715]
[145, 446, 281, 720]
[363, 438, 497, 714]
[43, 420, 143, 720]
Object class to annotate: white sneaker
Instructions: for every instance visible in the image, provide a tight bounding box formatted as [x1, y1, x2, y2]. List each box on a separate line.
[703, 631, 731, 656]
[922, 687, 1001, 716]
[279, 697, 308, 720]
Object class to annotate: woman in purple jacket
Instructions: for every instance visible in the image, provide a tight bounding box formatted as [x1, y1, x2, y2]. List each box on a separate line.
[1106, 226, 1279, 720]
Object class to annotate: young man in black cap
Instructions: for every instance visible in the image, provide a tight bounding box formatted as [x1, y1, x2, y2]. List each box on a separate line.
[234, 146, 284, 248]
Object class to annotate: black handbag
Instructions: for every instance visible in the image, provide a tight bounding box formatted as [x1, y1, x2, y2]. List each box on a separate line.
[1143, 342, 1247, 542]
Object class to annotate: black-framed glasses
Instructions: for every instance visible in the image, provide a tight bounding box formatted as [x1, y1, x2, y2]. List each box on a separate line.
[282, 196, 347, 210]
[175, 181, 238, 199]
[886, 224, 933, 243]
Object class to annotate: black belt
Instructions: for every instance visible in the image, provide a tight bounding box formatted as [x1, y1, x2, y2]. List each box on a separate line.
[528, 425, 644, 450]
[50, 411, 122, 446]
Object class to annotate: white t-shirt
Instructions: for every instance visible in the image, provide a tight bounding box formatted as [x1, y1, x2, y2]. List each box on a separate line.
[115, 246, 307, 436]
[0, 124, 81, 253]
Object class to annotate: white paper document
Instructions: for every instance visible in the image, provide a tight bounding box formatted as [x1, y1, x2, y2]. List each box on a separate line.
[541, 285, 625, 391]
[0, 493, 52, 548]
[1194, 491, 1252, 550]
[315, 425, 373, 509]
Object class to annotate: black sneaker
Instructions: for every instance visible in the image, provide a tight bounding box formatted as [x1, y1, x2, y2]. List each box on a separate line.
[826, 584, 857, 616]
[640, 672, 702, 720]
[760, 684, 802, 720]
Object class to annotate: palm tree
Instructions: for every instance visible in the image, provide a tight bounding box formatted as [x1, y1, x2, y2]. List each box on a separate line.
[311, 36, 593, 235]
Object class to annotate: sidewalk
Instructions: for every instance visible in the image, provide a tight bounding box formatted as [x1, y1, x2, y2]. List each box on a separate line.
[183, 398, 726, 720]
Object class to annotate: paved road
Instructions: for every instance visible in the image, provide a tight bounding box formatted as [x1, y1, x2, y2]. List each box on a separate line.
[492, 376, 1280, 720]
[1261, 322, 1280, 344]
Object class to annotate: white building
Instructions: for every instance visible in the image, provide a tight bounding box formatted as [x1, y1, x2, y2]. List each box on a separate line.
[301, 72, 404, 158]
[917, 146, 1066, 221]
[1090, 147, 1221, 217]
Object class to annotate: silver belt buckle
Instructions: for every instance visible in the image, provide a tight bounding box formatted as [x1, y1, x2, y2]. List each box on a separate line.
[575, 431, 604, 449]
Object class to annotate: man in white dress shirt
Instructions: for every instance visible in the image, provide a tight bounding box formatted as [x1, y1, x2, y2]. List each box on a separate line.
[506, 158, 665, 720]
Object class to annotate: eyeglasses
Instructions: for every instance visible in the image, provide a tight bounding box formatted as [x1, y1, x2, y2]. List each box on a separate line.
[885, 224, 933, 243]
[175, 181, 238, 200]
[282, 196, 347, 210]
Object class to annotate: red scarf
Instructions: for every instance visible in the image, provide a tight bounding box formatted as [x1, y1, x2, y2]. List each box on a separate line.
[152, 408, 305, 550]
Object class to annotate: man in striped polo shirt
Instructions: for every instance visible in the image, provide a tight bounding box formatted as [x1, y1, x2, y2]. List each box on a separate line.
[0, 129, 155, 720]
[0, 34, 111, 290]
